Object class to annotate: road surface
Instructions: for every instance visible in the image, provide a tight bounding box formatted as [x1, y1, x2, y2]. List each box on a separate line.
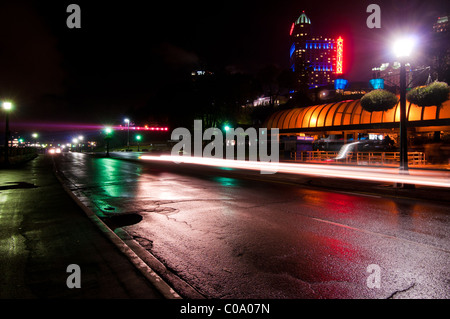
[54, 152, 450, 299]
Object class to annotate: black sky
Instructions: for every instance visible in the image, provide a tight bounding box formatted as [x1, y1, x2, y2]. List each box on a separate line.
[0, 0, 448, 127]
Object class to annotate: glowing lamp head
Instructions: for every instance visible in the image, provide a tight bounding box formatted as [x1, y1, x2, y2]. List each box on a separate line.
[393, 37, 415, 58]
[2, 101, 13, 111]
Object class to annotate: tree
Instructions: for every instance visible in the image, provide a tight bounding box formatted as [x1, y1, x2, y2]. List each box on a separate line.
[360, 89, 399, 112]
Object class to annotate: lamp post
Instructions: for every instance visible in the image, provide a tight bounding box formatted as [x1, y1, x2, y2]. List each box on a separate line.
[78, 135, 84, 152]
[136, 134, 141, 152]
[2, 102, 13, 166]
[393, 37, 415, 174]
[104, 126, 113, 157]
[32, 133, 38, 147]
[72, 138, 79, 152]
[124, 118, 130, 151]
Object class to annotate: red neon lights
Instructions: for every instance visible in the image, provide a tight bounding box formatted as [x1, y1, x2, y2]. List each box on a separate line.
[336, 36, 343, 74]
[290, 23, 295, 36]
[118, 125, 169, 131]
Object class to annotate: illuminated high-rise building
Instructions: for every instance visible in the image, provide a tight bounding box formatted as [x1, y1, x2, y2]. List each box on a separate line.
[289, 11, 343, 90]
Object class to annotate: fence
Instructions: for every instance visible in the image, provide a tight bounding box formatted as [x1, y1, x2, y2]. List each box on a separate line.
[291, 150, 426, 166]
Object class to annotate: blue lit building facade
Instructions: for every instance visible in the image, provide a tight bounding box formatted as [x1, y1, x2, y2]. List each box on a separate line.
[289, 12, 338, 90]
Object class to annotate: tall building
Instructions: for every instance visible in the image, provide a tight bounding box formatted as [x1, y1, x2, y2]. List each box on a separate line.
[433, 15, 449, 33]
[289, 11, 342, 90]
[430, 15, 450, 83]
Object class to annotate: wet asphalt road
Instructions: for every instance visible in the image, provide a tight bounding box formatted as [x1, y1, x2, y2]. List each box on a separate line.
[55, 152, 450, 299]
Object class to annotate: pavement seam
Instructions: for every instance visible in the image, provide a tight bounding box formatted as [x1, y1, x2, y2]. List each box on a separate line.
[52, 159, 182, 299]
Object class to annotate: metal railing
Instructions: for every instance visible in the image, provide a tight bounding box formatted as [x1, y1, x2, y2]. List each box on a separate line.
[291, 150, 426, 166]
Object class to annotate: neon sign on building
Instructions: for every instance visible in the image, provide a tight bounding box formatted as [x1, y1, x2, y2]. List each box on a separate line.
[336, 36, 343, 74]
[290, 23, 295, 36]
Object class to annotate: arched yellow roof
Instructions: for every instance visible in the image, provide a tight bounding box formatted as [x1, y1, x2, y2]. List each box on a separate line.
[265, 98, 450, 131]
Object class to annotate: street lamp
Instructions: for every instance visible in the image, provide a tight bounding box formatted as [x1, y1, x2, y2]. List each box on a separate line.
[393, 36, 415, 174]
[78, 135, 83, 152]
[2, 101, 13, 165]
[124, 118, 130, 151]
[72, 138, 79, 152]
[104, 126, 113, 157]
[135, 134, 142, 152]
[32, 133, 38, 146]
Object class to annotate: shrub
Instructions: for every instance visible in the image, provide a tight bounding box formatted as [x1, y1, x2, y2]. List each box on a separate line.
[407, 81, 449, 107]
[360, 89, 399, 112]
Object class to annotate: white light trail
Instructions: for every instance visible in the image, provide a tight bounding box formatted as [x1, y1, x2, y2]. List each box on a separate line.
[139, 155, 450, 188]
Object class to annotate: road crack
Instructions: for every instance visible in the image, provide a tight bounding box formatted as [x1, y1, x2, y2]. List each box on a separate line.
[386, 282, 416, 299]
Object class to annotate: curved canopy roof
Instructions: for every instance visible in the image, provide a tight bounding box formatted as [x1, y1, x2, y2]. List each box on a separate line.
[264, 98, 450, 132]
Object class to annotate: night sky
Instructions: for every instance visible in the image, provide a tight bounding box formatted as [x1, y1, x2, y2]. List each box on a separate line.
[0, 0, 448, 129]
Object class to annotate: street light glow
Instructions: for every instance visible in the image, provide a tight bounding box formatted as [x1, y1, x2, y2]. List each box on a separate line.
[2, 101, 13, 111]
[393, 36, 415, 58]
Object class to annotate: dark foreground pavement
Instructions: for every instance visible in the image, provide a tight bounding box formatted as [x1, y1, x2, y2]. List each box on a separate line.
[0, 155, 164, 298]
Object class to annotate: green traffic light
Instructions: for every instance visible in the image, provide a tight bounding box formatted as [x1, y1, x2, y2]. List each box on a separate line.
[104, 127, 113, 134]
[136, 135, 142, 141]
[224, 125, 230, 132]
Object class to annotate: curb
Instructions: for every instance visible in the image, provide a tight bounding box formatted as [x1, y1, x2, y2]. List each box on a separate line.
[52, 160, 182, 299]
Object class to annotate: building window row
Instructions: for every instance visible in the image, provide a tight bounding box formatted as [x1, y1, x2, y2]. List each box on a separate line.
[305, 42, 334, 49]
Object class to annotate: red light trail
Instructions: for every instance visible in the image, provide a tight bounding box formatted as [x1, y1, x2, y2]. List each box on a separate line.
[139, 155, 450, 188]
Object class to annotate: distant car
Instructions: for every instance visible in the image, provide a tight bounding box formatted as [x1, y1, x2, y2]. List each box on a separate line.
[48, 147, 61, 154]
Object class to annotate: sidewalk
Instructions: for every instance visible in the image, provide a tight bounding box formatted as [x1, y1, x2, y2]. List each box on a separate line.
[0, 155, 167, 299]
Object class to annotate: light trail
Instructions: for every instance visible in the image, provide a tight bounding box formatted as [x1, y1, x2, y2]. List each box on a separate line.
[8, 121, 169, 132]
[139, 155, 450, 188]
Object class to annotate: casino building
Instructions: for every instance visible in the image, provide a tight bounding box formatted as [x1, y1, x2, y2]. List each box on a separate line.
[289, 11, 343, 90]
